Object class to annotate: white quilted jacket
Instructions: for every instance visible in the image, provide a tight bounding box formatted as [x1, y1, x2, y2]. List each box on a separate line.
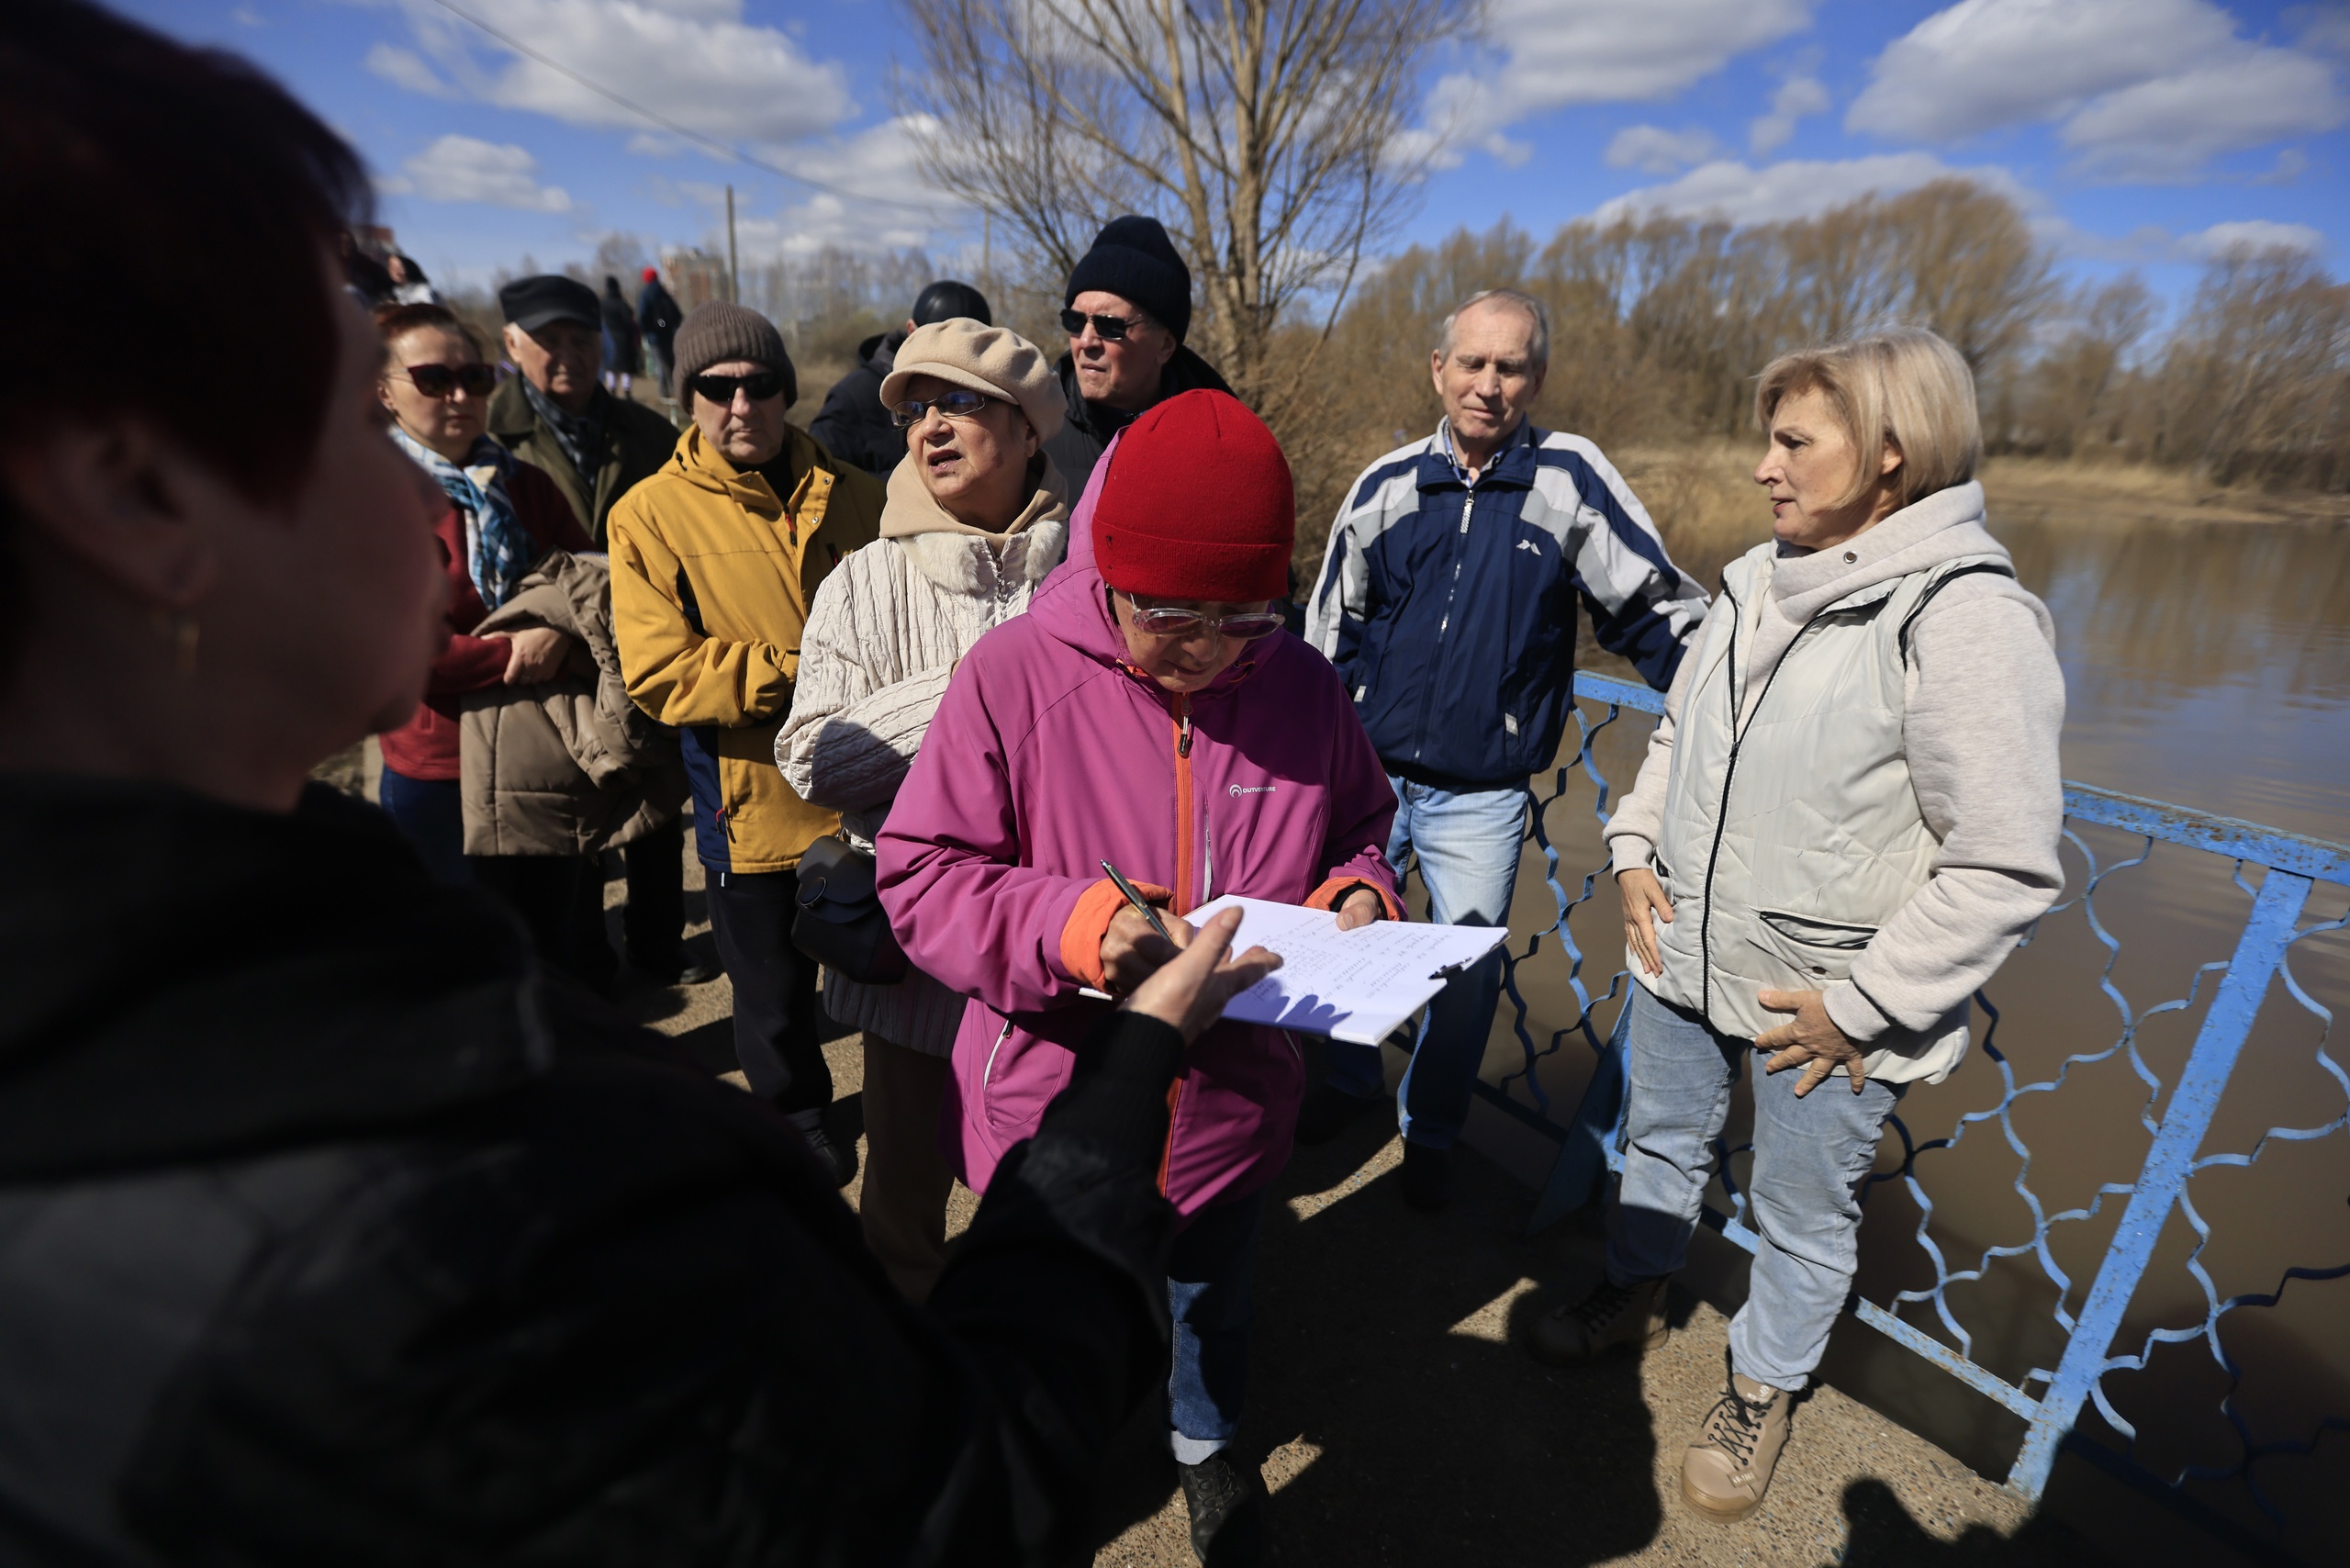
[777, 489, 1068, 1055]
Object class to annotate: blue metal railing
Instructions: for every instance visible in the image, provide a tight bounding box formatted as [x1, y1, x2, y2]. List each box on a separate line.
[1467, 669, 2348, 1563]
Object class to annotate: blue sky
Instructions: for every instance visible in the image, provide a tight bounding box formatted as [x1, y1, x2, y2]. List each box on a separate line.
[130, 0, 2350, 308]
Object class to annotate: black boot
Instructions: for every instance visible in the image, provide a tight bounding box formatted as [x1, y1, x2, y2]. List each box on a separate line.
[1400, 1139, 1453, 1213]
[801, 1121, 857, 1188]
[1177, 1450, 1263, 1566]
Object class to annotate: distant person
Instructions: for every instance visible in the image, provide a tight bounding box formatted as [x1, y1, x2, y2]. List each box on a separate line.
[607, 302, 886, 1183]
[637, 263, 683, 398]
[5, 6, 1291, 1559]
[1303, 288, 1710, 1211]
[807, 278, 991, 479]
[339, 228, 394, 305]
[1529, 328, 2065, 1524]
[778, 318, 1069, 1302]
[600, 273, 639, 398]
[1044, 216, 1232, 492]
[878, 389, 1402, 1566]
[385, 252, 437, 304]
[371, 301, 591, 927]
[488, 271, 704, 987]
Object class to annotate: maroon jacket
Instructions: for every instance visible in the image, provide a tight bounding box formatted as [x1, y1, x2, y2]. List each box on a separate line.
[378, 458, 592, 781]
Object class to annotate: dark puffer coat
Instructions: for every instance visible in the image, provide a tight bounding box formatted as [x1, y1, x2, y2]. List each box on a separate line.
[807, 330, 907, 479]
[0, 777, 1182, 1566]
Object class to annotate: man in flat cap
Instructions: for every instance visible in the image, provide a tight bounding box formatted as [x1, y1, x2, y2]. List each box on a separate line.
[487, 274, 681, 545]
[487, 274, 709, 991]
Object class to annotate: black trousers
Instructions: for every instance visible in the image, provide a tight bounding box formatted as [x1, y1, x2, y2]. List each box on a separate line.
[705, 867, 830, 1114]
[470, 855, 594, 982]
[621, 818, 687, 972]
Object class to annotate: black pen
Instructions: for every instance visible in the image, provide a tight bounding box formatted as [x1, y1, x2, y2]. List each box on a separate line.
[1100, 859, 1176, 944]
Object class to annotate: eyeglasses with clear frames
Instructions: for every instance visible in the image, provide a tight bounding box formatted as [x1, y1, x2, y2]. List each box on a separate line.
[1121, 594, 1285, 640]
[889, 388, 1003, 428]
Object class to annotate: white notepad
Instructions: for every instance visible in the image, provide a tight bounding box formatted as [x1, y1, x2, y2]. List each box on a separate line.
[1085, 894, 1507, 1046]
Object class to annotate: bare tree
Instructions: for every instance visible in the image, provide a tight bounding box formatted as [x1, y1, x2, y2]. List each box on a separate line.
[895, 0, 1473, 419]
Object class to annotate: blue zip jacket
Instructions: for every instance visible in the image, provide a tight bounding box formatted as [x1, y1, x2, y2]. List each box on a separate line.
[1306, 420, 1708, 788]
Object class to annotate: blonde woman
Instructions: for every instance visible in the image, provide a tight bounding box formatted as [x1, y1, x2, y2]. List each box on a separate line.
[778, 318, 1069, 1301]
[1528, 328, 2065, 1522]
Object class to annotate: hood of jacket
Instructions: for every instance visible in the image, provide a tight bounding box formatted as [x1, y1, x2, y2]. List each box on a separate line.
[860, 330, 902, 377]
[1761, 480, 2009, 616]
[880, 449, 1069, 546]
[0, 778, 550, 1183]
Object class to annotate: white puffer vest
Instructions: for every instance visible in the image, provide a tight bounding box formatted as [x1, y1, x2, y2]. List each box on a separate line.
[1645, 542, 2011, 1073]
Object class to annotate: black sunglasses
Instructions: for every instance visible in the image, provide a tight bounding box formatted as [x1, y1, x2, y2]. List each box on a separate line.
[397, 362, 497, 398]
[690, 370, 789, 406]
[1061, 308, 1148, 342]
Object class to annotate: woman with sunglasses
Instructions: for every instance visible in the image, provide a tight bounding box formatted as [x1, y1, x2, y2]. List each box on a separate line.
[878, 389, 1402, 1566]
[777, 318, 1070, 1303]
[374, 302, 589, 888]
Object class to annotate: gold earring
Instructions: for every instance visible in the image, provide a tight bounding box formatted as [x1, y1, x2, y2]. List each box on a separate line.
[150, 609, 200, 677]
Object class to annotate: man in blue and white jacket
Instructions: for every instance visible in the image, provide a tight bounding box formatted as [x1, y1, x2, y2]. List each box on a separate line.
[1304, 288, 1709, 1209]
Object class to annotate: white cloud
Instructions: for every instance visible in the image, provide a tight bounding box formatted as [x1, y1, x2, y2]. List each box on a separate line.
[1418, 0, 1814, 163]
[1605, 125, 1722, 174]
[694, 117, 968, 258]
[2180, 219, 2325, 259]
[1595, 151, 2034, 226]
[381, 134, 575, 213]
[364, 42, 453, 97]
[379, 0, 853, 145]
[1847, 0, 2348, 180]
[232, 4, 264, 24]
[1749, 73, 1828, 155]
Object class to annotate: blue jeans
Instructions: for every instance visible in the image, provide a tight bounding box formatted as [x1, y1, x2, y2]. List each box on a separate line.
[377, 766, 469, 887]
[1323, 777, 1525, 1148]
[1607, 986, 1905, 1392]
[1167, 1192, 1266, 1463]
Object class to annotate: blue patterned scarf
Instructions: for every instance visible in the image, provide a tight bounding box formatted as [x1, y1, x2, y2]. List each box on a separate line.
[391, 427, 537, 610]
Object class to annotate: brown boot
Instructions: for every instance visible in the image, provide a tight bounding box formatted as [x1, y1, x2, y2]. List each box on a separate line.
[1680, 1373, 1792, 1522]
[1526, 1275, 1668, 1365]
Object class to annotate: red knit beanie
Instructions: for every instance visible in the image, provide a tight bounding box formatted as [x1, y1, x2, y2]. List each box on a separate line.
[1092, 390, 1293, 602]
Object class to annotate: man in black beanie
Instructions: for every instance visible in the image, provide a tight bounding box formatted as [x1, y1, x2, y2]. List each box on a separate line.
[1046, 216, 1232, 490]
[808, 279, 991, 479]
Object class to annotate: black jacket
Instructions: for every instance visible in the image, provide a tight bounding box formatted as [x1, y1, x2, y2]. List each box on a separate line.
[0, 778, 1183, 1566]
[807, 330, 906, 479]
[1040, 344, 1233, 494]
[637, 280, 683, 352]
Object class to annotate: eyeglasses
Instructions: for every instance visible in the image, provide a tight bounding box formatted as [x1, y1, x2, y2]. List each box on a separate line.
[889, 388, 1003, 428]
[1061, 308, 1148, 342]
[1123, 596, 1285, 640]
[396, 363, 497, 398]
[689, 370, 788, 406]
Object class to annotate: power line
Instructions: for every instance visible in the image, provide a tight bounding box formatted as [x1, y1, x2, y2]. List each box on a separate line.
[421, 0, 946, 216]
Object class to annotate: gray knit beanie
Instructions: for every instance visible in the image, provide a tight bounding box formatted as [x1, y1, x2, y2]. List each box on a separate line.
[673, 302, 797, 406]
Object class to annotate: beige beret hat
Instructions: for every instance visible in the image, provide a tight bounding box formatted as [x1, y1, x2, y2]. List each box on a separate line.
[880, 318, 1064, 442]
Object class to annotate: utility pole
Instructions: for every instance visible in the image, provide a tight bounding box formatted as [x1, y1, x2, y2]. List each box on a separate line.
[725, 184, 739, 305]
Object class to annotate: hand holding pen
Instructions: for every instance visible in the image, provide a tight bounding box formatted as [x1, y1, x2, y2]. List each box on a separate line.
[1099, 859, 1195, 994]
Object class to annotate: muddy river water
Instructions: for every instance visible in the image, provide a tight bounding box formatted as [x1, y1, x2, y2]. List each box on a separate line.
[1473, 510, 2350, 1552]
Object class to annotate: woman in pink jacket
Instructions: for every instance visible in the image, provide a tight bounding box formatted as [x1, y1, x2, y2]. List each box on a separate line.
[878, 389, 1401, 1562]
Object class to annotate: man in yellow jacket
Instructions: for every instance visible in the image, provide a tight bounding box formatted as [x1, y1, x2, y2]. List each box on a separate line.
[609, 303, 884, 1182]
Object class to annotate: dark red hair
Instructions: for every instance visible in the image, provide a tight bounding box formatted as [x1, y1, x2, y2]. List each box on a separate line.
[0, 1, 371, 506]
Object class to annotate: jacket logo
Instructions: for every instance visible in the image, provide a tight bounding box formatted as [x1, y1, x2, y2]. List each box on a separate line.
[1230, 784, 1276, 797]
[1516, 538, 1544, 557]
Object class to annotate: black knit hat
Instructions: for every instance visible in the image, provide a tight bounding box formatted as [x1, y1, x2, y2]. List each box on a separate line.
[911, 279, 990, 327]
[672, 301, 797, 407]
[1066, 216, 1192, 343]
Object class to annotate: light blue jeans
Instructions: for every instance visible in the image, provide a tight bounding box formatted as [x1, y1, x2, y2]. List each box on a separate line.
[1323, 777, 1525, 1149]
[1606, 985, 1905, 1392]
[1167, 1192, 1266, 1464]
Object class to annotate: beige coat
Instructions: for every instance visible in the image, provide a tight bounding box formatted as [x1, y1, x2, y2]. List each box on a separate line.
[461, 551, 687, 857]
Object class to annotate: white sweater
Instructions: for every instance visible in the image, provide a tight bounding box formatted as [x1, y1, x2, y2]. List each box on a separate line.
[777, 513, 1067, 1055]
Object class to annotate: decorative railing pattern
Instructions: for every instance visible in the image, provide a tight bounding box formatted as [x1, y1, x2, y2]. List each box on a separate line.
[1467, 670, 2349, 1565]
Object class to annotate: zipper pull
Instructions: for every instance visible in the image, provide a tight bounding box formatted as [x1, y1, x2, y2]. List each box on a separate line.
[1177, 697, 1193, 758]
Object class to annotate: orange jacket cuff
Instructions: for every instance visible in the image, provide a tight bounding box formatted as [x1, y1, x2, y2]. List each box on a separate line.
[1060, 877, 1173, 991]
[1307, 878, 1404, 922]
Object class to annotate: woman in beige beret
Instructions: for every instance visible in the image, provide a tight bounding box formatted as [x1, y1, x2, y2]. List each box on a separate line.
[777, 317, 1070, 1301]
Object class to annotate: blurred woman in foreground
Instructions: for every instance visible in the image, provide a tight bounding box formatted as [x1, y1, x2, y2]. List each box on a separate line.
[0, 5, 1275, 1562]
